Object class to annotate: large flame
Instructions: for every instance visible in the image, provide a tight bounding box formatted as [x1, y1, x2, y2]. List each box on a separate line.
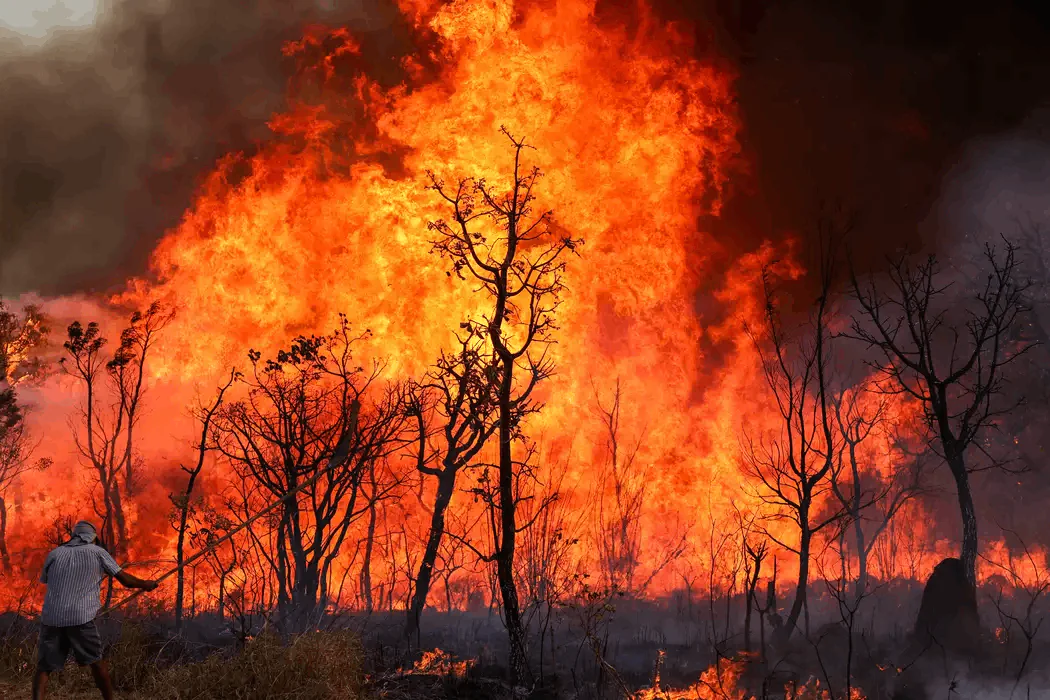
[116, 0, 748, 592]
[2, 0, 1018, 621]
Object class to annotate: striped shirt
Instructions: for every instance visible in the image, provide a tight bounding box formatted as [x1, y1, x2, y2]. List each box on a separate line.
[40, 542, 122, 627]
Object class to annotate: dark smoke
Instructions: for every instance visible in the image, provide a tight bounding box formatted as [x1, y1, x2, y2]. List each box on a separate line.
[4, 1, 1049, 300]
[693, 0, 1050, 289]
[0, 0, 404, 297]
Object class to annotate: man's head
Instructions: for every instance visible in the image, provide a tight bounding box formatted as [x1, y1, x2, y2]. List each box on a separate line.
[71, 521, 97, 545]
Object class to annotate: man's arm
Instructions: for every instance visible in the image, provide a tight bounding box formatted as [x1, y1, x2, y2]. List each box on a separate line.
[97, 546, 158, 591]
[39, 552, 53, 584]
[114, 570, 158, 591]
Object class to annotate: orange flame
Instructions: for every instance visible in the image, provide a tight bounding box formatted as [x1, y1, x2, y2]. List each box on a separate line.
[0, 0, 1043, 617]
[410, 648, 475, 677]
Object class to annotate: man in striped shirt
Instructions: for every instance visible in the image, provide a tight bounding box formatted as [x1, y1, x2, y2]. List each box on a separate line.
[34, 521, 157, 700]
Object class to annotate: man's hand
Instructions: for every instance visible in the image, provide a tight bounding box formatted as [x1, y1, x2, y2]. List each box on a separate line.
[115, 570, 160, 591]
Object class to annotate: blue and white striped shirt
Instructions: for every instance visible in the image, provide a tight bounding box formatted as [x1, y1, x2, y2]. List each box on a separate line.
[40, 542, 122, 627]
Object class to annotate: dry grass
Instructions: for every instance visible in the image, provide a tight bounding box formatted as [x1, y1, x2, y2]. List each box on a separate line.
[0, 625, 366, 699]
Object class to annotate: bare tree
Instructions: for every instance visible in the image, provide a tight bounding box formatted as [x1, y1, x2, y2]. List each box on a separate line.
[811, 549, 877, 700]
[190, 505, 239, 621]
[358, 455, 407, 613]
[211, 316, 408, 631]
[170, 369, 236, 633]
[593, 379, 647, 595]
[848, 238, 1033, 585]
[742, 236, 842, 644]
[982, 528, 1050, 696]
[517, 454, 582, 687]
[828, 386, 929, 603]
[742, 534, 768, 655]
[62, 303, 173, 556]
[405, 321, 499, 641]
[427, 127, 582, 683]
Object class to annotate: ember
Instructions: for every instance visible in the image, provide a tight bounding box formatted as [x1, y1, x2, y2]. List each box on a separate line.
[410, 648, 474, 677]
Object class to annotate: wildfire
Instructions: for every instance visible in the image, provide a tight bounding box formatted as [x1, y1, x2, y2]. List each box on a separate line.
[634, 655, 750, 700]
[1, 0, 1036, 623]
[409, 648, 475, 677]
[633, 655, 869, 700]
[112, 0, 749, 594]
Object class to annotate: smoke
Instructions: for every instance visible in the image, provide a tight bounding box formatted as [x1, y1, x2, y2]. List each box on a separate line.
[937, 107, 1050, 250]
[913, 673, 1050, 699]
[0, 0, 399, 297]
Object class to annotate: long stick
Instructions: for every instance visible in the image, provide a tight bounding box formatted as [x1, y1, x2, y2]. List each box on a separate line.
[100, 401, 360, 616]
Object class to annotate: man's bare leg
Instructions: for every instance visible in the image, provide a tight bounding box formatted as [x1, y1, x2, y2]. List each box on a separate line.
[31, 670, 48, 700]
[88, 661, 113, 700]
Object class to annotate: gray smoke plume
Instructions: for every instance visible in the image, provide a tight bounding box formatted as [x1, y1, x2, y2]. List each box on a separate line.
[0, 0, 398, 297]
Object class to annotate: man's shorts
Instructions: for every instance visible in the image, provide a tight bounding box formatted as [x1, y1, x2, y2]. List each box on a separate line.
[37, 620, 103, 672]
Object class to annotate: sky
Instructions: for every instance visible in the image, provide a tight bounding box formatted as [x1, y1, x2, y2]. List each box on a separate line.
[0, 0, 99, 42]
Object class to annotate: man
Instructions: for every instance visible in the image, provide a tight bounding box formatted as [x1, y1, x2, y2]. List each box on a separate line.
[33, 521, 158, 700]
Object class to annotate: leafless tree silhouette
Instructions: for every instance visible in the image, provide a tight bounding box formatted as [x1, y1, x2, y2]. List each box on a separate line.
[427, 127, 582, 683]
[848, 238, 1033, 585]
[211, 316, 408, 631]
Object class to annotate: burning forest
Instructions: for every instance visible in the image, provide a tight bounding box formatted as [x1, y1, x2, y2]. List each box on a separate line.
[1, 0, 1050, 698]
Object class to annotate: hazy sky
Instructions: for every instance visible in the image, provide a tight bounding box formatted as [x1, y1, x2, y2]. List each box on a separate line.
[0, 0, 99, 42]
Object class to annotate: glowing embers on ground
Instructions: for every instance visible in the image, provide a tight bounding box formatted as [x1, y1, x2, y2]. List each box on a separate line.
[632, 652, 868, 700]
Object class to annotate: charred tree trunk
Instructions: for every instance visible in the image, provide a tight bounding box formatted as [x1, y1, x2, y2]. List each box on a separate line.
[107, 474, 129, 556]
[743, 562, 759, 652]
[941, 427, 978, 586]
[949, 453, 978, 587]
[218, 573, 227, 621]
[0, 496, 9, 574]
[406, 469, 456, 641]
[96, 471, 126, 559]
[782, 519, 811, 643]
[854, 514, 868, 603]
[174, 517, 189, 631]
[496, 363, 529, 685]
[743, 544, 764, 653]
[360, 501, 377, 614]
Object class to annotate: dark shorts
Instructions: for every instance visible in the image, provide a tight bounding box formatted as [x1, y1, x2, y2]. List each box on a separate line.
[37, 620, 103, 672]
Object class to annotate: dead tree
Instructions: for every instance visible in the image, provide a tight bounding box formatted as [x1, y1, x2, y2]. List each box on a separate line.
[404, 321, 500, 641]
[592, 380, 685, 599]
[848, 238, 1033, 585]
[427, 127, 582, 683]
[358, 455, 408, 614]
[62, 303, 172, 557]
[593, 379, 647, 595]
[828, 387, 928, 603]
[170, 369, 236, 633]
[190, 506, 239, 621]
[211, 316, 408, 631]
[743, 536, 768, 654]
[981, 529, 1050, 695]
[742, 236, 842, 644]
